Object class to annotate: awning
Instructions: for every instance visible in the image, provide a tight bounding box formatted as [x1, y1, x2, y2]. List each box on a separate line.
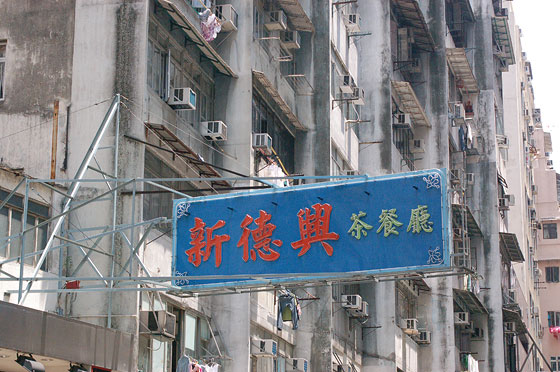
[145, 123, 230, 187]
[277, 0, 314, 32]
[252, 70, 306, 130]
[391, 81, 431, 127]
[544, 132, 553, 153]
[457, 0, 475, 22]
[391, 0, 436, 52]
[491, 16, 515, 66]
[156, 0, 237, 77]
[503, 307, 528, 340]
[283, 74, 314, 96]
[446, 48, 479, 95]
[452, 204, 482, 236]
[454, 288, 488, 314]
[500, 232, 524, 263]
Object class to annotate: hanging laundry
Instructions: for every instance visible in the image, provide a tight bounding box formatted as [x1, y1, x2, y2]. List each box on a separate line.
[199, 9, 222, 42]
[277, 292, 300, 330]
[177, 355, 191, 372]
[466, 122, 473, 149]
[458, 125, 467, 151]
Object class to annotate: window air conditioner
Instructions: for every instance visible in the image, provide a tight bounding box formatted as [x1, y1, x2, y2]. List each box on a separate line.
[341, 294, 362, 311]
[466, 173, 475, 185]
[508, 289, 517, 303]
[339, 75, 355, 94]
[139, 310, 176, 339]
[342, 169, 360, 176]
[454, 103, 466, 120]
[454, 311, 469, 325]
[471, 327, 484, 340]
[265, 10, 288, 31]
[352, 86, 365, 105]
[547, 159, 554, 168]
[450, 169, 462, 184]
[504, 322, 516, 333]
[393, 113, 412, 129]
[416, 330, 431, 344]
[409, 139, 425, 153]
[280, 30, 301, 49]
[252, 133, 273, 154]
[463, 321, 475, 334]
[402, 318, 419, 335]
[215, 5, 238, 32]
[200, 121, 227, 141]
[505, 194, 515, 206]
[343, 13, 361, 32]
[168, 87, 196, 110]
[251, 339, 278, 356]
[402, 57, 421, 73]
[358, 301, 369, 318]
[498, 197, 510, 210]
[287, 358, 309, 372]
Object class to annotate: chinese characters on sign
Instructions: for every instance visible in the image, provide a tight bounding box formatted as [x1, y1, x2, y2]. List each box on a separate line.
[185, 204, 434, 268]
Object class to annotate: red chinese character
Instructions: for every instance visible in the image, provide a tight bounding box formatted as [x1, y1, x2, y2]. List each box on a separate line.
[186, 217, 230, 268]
[237, 210, 282, 262]
[291, 203, 340, 256]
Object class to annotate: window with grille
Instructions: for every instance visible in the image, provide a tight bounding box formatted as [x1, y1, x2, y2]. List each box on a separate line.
[543, 223, 558, 239]
[0, 189, 49, 270]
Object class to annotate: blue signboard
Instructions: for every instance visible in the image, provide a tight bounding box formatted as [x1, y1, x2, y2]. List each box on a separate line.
[172, 169, 449, 289]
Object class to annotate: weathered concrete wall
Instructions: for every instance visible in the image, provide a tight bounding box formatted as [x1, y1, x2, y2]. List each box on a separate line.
[0, 0, 75, 179]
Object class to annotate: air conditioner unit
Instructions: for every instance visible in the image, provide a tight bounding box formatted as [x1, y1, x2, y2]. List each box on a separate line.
[416, 330, 431, 344]
[341, 294, 362, 311]
[252, 339, 278, 356]
[471, 327, 484, 340]
[280, 30, 301, 49]
[450, 169, 462, 185]
[498, 197, 510, 210]
[454, 103, 466, 120]
[402, 318, 419, 335]
[524, 109, 530, 117]
[500, 8, 509, 17]
[463, 321, 475, 334]
[287, 358, 309, 372]
[265, 10, 288, 31]
[355, 301, 369, 318]
[497, 135, 509, 147]
[343, 13, 361, 32]
[139, 310, 176, 339]
[508, 289, 517, 303]
[252, 133, 273, 154]
[352, 86, 365, 105]
[504, 322, 516, 333]
[547, 159, 554, 168]
[339, 75, 355, 94]
[409, 139, 425, 153]
[215, 4, 238, 32]
[505, 194, 515, 206]
[402, 57, 421, 73]
[454, 311, 469, 325]
[532, 185, 538, 195]
[336, 364, 352, 372]
[393, 113, 412, 129]
[466, 173, 475, 185]
[200, 121, 227, 141]
[168, 87, 196, 110]
[342, 169, 360, 176]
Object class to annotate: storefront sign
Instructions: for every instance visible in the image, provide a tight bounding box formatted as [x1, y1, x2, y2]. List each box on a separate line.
[172, 169, 450, 288]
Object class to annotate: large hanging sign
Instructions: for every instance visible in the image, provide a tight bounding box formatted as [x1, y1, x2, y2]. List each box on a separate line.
[172, 169, 450, 289]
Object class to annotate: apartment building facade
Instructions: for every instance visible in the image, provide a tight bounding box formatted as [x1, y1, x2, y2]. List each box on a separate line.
[0, 0, 548, 372]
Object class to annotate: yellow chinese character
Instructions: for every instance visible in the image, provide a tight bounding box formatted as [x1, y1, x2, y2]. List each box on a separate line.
[376, 209, 403, 237]
[407, 205, 434, 234]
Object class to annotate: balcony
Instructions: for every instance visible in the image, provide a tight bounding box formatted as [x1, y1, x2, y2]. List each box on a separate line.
[491, 15, 515, 69]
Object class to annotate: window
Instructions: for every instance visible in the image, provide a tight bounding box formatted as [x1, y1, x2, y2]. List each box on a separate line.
[0, 41, 5, 100]
[543, 223, 558, 239]
[546, 267, 560, 283]
[147, 39, 168, 100]
[548, 311, 560, 327]
[0, 189, 49, 269]
[552, 356, 559, 372]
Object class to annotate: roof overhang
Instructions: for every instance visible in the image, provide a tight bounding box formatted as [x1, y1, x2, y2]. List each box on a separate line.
[391, 81, 431, 128]
[452, 204, 483, 236]
[491, 16, 515, 67]
[277, 0, 314, 32]
[454, 288, 488, 314]
[145, 123, 230, 188]
[156, 0, 237, 78]
[252, 70, 306, 130]
[391, 0, 436, 52]
[500, 232, 524, 263]
[503, 306, 529, 344]
[446, 48, 479, 95]
[544, 132, 553, 153]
